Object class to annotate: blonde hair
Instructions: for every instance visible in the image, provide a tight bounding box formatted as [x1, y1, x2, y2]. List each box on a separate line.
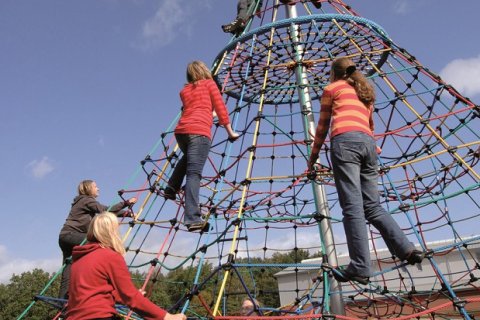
[330, 57, 375, 107]
[78, 180, 96, 196]
[186, 60, 213, 84]
[87, 212, 126, 255]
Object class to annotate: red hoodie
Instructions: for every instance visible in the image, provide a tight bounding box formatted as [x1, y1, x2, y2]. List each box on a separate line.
[67, 243, 167, 320]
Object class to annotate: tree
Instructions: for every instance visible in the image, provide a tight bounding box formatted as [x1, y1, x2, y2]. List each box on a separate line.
[1, 269, 60, 320]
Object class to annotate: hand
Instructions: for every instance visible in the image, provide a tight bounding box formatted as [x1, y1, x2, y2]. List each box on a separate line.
[127, 197, 138, 205]
[228, 132, 240, 141]
[123, 209, 135, 218]
[376, 145, 382, 154]
[308, 153, 318, 172]
[164, 313, 186, 320]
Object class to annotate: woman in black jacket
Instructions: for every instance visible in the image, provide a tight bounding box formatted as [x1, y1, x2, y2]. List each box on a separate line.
[58, 179, 137, 299]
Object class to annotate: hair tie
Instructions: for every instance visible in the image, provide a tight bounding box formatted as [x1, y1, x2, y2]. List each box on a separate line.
[345, 65, 356, 76]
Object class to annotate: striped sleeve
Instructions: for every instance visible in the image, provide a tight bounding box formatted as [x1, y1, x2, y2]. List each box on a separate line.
[313, 89, 333, 148]
[207, 80, 230, 126]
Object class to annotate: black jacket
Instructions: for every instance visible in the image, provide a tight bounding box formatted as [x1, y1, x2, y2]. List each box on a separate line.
[60, 195, 127, 234]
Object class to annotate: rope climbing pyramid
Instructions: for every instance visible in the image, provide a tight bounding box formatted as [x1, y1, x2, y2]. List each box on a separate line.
[22, 0, 480, 319]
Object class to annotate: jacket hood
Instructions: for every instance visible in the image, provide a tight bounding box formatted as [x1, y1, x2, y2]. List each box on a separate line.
[72, 243, 102, 261]
[71, 194, 92, 206]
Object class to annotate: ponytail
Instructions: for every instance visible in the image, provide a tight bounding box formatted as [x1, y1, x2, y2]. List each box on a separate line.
[331, 57, 375, 107]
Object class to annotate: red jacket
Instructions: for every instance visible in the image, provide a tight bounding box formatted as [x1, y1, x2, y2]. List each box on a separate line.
[175, 79, 230, 139]
[67, 243, 167, 320]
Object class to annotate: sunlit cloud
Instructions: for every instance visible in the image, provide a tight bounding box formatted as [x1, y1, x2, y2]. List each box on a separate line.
[138, 0, 192, 49]
[0, 245, 60, 284]
[440, 54, 480, 98]
[392, 0, 410, 14]
[98, 135, 105, 147]
[26, 156, 54, 179]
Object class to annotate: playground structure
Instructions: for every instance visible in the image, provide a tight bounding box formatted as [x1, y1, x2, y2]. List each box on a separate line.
[22, 0, 480, 319]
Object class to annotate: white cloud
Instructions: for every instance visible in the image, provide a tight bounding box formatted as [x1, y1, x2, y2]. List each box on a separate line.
[138, 0, 192, 49]
[0, 245, 60, 284]
[98, 135, 105, 147]
[26, 156, 54, 179]
[439, 54, 480, 98]
[392, 0, 410, 14]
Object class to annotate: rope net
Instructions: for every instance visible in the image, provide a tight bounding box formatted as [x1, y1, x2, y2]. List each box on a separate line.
[22, 1, 480, 319]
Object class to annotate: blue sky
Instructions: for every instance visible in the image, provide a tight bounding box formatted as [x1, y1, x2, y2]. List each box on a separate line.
[0, 0, 479, 283]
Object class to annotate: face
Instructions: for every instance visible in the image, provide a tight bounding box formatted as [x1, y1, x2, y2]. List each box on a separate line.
[91, 182, 99, 197]
[241, 300, 254, 316]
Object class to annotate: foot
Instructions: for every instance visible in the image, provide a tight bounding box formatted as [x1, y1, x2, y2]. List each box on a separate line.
[163, 186, 176, 201]
[186, 221, 210, 233]
[332, 268, 369, 285]
[405, 249, 425, 265]
[221, 19, 245, 35]
[310, 0, 322, 9]
[279, 0, 294, 4]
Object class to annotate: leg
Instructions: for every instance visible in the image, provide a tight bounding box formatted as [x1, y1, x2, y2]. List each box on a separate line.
[331, 134, 371, 277]
[183, 135, 211, 225]
[222, 0, 251, 34]
[361, 137, 415, 259]
[58, 231, 86, 299]
[167, 134, 189, 191]
[237, 0, 251, 21]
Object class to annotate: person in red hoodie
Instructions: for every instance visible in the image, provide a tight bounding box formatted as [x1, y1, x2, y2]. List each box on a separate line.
[67, 212, 186, 320]
[164, 60, 239, 232]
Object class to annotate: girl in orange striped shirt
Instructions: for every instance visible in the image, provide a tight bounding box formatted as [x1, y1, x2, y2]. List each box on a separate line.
[309, 57, 423, 284]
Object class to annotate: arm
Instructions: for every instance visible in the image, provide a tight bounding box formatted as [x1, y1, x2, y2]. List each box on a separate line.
[369, 105, 375, 132]
[84, 197, 136, 216]
[207, 80, 238, 139]
[308, 90, 333, 170]
[368, 106, 382, 154]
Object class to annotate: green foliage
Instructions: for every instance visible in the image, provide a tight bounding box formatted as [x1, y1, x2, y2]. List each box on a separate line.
[10, 250, 320, 318]
[1, 268, 60, 320]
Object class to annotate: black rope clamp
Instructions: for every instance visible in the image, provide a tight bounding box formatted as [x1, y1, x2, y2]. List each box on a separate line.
[453, 297, 467, 309]
[240, 178, 252, 186]
[313, 212, 327, 222]
[307, 170, 317, 180]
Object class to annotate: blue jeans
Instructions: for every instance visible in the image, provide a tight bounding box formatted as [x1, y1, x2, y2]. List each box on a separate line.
[331, 131, 414, 277]
[168, 134, 211, 225]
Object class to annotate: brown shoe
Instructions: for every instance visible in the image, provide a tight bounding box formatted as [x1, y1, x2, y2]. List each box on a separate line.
[333, 268, 369, 285]
[405, 250, 425, 265]
[187, 221, 210, 233]
[163, 186, 176, 200]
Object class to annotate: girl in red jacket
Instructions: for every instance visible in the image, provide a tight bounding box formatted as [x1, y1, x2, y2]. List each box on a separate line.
[67, 212, 186, 320]
[164, 61, 239, 232]
[308, 57, 423, 285]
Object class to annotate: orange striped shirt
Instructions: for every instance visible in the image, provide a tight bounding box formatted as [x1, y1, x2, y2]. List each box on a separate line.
[313, 80, 374, 147]
[175, 79, 230, 139]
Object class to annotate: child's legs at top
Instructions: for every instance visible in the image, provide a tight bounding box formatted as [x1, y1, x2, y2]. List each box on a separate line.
[168, 134, 189, 191]
[331, 132, 371, 277]
[361, 136, 414, 259]
[183, 134, 211, 225]
[237, 0, 252, 21]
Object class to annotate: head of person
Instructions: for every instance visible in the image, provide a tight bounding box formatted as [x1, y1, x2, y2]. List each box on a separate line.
[186, 60, 213, 84]
[329, 57, 375, 107]
[78, 180, 99, 198]
[87, 212, 126, 255]
[240, 298, 259, 316]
